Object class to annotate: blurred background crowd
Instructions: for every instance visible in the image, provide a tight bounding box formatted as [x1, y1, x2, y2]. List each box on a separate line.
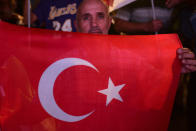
[0, 0, 196, 130]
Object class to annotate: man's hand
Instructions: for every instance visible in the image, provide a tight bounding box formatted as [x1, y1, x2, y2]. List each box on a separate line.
[177, 48, 196, 73]
[144, 20, 163, 32]
[165, 0, 185, 8]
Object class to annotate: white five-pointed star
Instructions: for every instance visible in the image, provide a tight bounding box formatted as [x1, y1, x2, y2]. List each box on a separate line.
[98, 77, 125, 106]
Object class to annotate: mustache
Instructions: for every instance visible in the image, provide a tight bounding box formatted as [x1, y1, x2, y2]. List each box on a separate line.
[88, 26, 103, 34]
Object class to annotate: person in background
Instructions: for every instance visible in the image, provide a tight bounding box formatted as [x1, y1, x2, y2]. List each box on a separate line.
[24, 0, 82, 31]
[166, 0, 196, 131]
[112, 0, 165, 35]
[0, 0, 23, 25]
[112, 15, 163, 34]
[165, 0, 196, 8]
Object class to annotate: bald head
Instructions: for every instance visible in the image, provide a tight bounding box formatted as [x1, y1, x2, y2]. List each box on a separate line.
[75, 0, 111, 34]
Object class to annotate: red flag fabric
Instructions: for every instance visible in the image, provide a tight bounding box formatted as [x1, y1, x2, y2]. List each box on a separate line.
[0, 21, 182, 131]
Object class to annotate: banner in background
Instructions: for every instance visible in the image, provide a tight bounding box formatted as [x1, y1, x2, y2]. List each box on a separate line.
[0, 21, 181, 131]
[102, 0, 136, 12]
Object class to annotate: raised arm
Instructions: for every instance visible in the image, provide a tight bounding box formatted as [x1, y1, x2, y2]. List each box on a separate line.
[113, 18, 163, 33]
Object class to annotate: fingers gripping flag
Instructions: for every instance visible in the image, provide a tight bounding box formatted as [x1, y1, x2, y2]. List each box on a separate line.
[0, 21, 182, 131]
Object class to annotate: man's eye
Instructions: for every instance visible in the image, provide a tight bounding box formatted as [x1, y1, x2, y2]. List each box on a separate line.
[82, 14, 90, 20]
[83, 16, 89, 20]
[97, 13, 105, 19]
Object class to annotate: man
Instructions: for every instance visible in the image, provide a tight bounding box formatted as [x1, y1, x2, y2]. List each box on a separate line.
[75, 0, 111, 34]
[75, 0, 196, 73]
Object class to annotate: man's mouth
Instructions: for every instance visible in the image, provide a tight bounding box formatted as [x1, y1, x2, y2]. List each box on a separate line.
[88, 27, 103, 34]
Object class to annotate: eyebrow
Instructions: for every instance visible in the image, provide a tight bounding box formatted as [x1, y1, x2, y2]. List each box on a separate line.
[97, 12, 105, 16]
[82, 13, 91, 18]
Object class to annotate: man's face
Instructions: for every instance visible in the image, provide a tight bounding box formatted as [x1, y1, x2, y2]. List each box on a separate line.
[76, 0, 111, 34]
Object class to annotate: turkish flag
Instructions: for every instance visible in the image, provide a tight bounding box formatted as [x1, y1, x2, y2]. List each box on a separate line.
[0, 21, 181, 131]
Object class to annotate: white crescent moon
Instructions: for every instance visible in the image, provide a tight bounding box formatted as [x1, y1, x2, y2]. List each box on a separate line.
[38, 58, 98, 122]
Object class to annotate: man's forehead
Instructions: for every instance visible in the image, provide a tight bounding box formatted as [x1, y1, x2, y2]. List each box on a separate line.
[79, 0, 108, 14]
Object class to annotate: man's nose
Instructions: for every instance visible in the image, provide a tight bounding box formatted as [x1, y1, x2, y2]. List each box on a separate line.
[91, 17, 98, 27]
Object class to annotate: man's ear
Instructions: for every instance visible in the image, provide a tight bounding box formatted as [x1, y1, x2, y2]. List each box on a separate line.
[107, 16, 112, 31]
